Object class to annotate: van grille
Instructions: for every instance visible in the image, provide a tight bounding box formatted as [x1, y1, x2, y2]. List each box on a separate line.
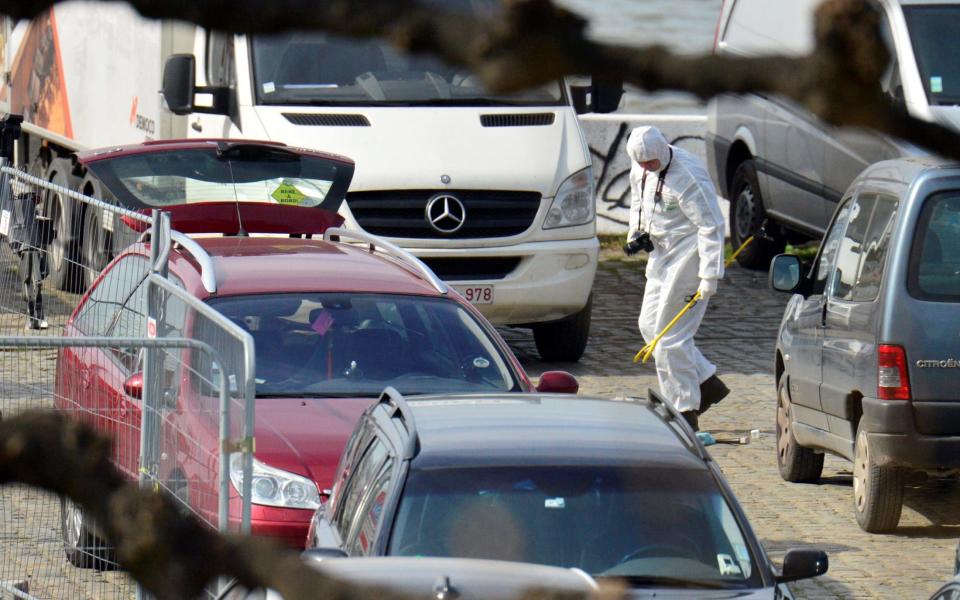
[421, 257, 521, 281]
[346, 190, 542, 239]
[282, 113, 371, 126]
[480, 113, 555, 127]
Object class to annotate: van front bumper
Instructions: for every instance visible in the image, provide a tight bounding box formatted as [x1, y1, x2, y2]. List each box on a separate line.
[862, 398, 960, 470]
[409, 238, 599, 326]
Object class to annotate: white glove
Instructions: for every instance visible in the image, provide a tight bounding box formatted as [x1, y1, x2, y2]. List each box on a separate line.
[697, 278, 718, 300]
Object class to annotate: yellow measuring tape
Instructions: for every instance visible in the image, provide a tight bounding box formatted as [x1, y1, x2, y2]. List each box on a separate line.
[632, 236, 755, 364]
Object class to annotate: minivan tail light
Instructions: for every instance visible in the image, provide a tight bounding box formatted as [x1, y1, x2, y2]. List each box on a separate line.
[878, 344, 910, 400]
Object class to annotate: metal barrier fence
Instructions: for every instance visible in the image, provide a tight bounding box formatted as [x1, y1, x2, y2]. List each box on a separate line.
[0, 159, 254, 599]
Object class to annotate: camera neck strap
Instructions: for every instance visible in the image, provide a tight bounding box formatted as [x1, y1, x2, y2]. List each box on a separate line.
[640, 147, 674, 203]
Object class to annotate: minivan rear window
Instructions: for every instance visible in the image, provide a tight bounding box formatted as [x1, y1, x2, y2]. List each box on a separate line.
[908, 193, 960, 302]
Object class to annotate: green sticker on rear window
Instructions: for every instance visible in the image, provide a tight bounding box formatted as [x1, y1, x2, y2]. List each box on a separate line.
[272, 181, 306, 205]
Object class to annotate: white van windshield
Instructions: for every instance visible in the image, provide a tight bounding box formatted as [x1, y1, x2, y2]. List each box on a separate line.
[251, 31, 564, 106]
[903, 5, 960, 105]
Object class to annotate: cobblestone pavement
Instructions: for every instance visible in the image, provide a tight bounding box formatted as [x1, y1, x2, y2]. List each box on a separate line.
[502, 257, 960, 600]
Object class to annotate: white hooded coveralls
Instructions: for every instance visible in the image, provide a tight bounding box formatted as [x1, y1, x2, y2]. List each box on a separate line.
[627, 126, 725, 413]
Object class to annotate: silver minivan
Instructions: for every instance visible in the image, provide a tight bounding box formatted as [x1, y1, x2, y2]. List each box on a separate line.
[707, 0, 960, 268]
[770, 156, 960, 533]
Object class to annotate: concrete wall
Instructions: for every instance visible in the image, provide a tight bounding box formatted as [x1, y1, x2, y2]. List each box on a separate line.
[579, 113, 728, 236]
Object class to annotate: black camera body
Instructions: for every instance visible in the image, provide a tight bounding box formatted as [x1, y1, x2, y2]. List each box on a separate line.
[623, 232, 654, 256]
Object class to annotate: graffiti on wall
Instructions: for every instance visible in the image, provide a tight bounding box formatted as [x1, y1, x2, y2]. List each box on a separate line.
[588, 121, 704, 230]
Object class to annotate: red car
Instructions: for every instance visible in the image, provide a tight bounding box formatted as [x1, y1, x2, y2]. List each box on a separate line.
[54, 141, 577, 566]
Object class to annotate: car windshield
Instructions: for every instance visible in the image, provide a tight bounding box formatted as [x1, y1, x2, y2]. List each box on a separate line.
[903, 5, 960, 106]
[204, 293, 519, 397]
[251, 21, 564, 106]
[388, 466, 761, 590]
[84, 145, 348, 211]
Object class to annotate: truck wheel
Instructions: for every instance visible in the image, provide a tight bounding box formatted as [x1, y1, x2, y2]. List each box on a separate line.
[853, 421, 904, 533]
[45, 165, 83, 291]
[776, 377, 824, 482]
[729, 160, 784, 270]
[60, 497, 115, 569]
[81, 207, 111, 290]
[533, 294, 592, 363]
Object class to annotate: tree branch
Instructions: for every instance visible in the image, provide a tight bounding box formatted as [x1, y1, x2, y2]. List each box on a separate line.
[0, 412, 615, 600]
[2, 0, 958, 160]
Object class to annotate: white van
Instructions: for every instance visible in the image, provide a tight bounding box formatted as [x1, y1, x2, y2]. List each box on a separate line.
[2, 2, 622, 361]
[706, 0, 955, 268]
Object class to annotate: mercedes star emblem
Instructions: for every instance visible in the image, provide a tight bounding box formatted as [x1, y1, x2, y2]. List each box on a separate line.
[425, 194, 466, 234]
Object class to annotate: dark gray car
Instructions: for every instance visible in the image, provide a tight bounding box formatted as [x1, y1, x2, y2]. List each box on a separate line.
[305, 388, 828, 597]
[771, 156, 960, 533]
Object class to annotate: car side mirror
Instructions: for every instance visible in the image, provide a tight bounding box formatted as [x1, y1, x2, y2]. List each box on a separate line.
[769, 254, 803, 294]
[536, 371, 579, 394]
[776, 548, 828, 583]
[123, 372, 144, 400]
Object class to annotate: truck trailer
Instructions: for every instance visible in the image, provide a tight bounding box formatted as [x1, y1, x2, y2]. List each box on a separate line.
[0, 1, 622, 361]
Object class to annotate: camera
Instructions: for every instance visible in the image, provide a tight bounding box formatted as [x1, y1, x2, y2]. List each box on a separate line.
[623, 232, 654, 256]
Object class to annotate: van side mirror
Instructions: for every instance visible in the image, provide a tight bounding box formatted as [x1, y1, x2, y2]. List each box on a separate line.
[570, 85, 590, 115]
[591, 78, 624, 114]
[162, 55, 197, 115]
[123, 372, 144, 399]
[769, 254, 803, 294]
[162, 54, 232, 116]
[776, 548, 828, 583]
[536, 371, 579, 394]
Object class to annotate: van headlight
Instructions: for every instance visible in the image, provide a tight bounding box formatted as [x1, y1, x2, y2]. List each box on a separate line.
[543, 168, 595, 229]
[229, 454, 321, 510]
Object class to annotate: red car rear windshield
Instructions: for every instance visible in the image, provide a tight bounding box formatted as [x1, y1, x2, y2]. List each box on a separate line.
[84, 144, 351, 212]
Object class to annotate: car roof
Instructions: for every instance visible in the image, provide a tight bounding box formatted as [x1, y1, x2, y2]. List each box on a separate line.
[400, 393, 708, 471]
[856, 156, 959, 188]
[169, 237, 443, 298]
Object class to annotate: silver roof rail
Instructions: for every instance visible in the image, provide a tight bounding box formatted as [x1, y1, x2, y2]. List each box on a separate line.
[324, 227, 448, 295]
[171, 231, 217, 294]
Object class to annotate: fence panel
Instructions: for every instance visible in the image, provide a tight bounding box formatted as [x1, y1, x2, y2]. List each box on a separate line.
[0, 162, 254, 599]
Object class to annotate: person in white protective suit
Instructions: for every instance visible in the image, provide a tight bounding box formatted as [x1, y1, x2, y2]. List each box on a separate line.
[625, 126, 730, 431]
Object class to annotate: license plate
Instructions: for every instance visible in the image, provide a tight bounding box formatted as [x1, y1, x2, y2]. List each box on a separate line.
[454, 285, 494, 305]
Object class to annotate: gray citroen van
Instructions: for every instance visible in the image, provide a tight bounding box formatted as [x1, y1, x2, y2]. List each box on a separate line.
[707, 0, 960, 268]
[770, 157, 960, 533]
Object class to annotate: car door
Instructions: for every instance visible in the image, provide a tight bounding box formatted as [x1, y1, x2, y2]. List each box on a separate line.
[784, 197, 855, 427]
[69, 253, 151, 477]
[344, 455, 396, 556]
[821, 193, 900, 442]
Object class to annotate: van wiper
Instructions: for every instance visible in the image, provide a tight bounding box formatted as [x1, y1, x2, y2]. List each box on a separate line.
[595, 575, 732, 590]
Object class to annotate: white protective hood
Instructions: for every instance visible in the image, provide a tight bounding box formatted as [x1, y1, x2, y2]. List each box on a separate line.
[626, 126, 671, 170]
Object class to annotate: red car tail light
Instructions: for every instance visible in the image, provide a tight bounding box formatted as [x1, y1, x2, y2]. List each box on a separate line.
[878, 344, 911, 400]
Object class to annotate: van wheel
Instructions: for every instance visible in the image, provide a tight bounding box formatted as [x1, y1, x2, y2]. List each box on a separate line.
[776, 377, 824, 482]
[60, 497, 116, 570]
[853, 422, 903, 533]
[81, 207, 111, 291]
[729, 160, 784, 270]
[533, 294, 591, 363]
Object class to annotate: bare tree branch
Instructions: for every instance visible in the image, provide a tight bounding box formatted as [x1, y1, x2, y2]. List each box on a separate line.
[0, 412, 618, 600]
[1, 0, 958, 161]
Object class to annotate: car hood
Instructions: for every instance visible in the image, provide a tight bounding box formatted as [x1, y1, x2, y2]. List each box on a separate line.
[252, 396, 376, 489]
